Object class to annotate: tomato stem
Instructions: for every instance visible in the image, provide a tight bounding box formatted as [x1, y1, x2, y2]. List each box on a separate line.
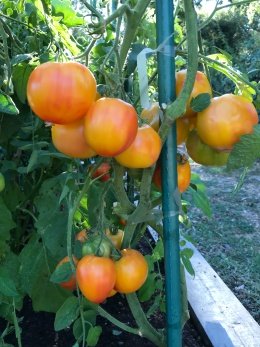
[126, 293, 165, 346]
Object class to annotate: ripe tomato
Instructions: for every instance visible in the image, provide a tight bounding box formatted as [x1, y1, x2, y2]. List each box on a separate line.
[75, 229, 88, 243]
[27, 61, 96, 124]
[176, 117, 190, 145]
[0, 173, 5, 192]
[84, 98, 138, 157]
[186, 130, 230, 166]
[177, 159, 191, 193]
[176, 70, 212, 118]
[153, 157, 191, 193]
[51, 118, 96, 158]
[115, 125, 162, 169]
[56, 256, 78, 291]
[105, 228, 124, 250]
[140, 103, 160, 131]
[76, 255, 116, 303]
[197, 94, 258, 150]
[114, 249, 148, 294]
[91, 162, 111, 182]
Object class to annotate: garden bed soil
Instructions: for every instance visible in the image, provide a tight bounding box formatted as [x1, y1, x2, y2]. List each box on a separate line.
[1, 296, 207, 347]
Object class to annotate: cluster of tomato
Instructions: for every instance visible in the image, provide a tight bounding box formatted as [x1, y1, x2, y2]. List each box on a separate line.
[26, 61, 162, 169]
[56, 229, 148, 304]
[172, 70, 258, 166]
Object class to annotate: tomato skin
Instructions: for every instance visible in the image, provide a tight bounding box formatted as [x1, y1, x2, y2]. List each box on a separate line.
[105, 228, 124, 250]
[75, 229, 88, 243]
[140, 103, 160, 131]
[84, 98, 138, 157]
[56, 256, 78, 291]
[76, 255, 116, 303]
[186, 130, 230, 166]
[91, 162, 111, 182]
[51, 118, 96, 158]
[115, 125, 162, 169]
[153, 160, 191, 193]
[114, 249, 148, 294]
[176, 117, 190, 145]
[176, 70, 212, 118]
[178, 160, 191, 193]
[197, 94, 258, 150]
[27, 62, 97, 124]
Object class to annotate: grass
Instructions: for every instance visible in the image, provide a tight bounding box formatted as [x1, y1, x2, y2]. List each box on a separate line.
[183, 161, 260, 322]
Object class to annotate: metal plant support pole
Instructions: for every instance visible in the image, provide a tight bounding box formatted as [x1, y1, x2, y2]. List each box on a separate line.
[156, 1, 182, 346]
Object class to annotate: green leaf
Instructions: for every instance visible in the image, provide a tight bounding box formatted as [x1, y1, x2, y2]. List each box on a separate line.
[181, 248, 195, 276]
[12, 63, 36, 104]
[19, 235, 70, 313]
[73, 310, 97, 341]
[138, 272, 157, 302]
[86, 326, 102, 347]
[51, 0, 84, 27]
[0, 92, 19, 115]
[26, 150, 51, 173]
[190, 93, 211, 112]
[0, 197, 16, 241]
[227, 125, 260, 170]
[50, 262, 74, 284]
[186, 185, 212, 217]
[0, 271, 19, 297]
[54, 296, 79, 331]
[34, 176, 70, 258]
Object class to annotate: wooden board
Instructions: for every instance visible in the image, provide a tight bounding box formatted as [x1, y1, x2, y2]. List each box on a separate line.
[185, 243, 260, 347]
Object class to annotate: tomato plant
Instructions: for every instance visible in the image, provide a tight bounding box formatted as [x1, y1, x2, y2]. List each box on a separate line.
[51, 118, 96, 158]
[186, 130, 230, 166]
[114, 249, 148, 294]
[76, 255, 116, 303]
[197, 94, 258, 150]
[82, 236, 112, 258]
[56, 256, 78, 291]
[27, 62, 97, 124]
[115, 125, 162, 168]
[84, 98, 138, 156]
[176, 70, 213, 118]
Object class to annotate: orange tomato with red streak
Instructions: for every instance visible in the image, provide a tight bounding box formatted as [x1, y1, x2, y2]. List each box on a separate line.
[197, 94, 258, 151]
[75, 229, 88, 243]
[51, 118, 96, 158]
[105, 228, 124, 250]
[27, 61, 96, 124]
[153, 156, 191, 193]
[76, 255, 116, 303]
[114, 249, 148, 294]
[115, 125, 162, 169]
[176, 70, 212, 118]
[84, 98, 138, 157]
[56, 256, 78, 291]
[91, 162, 111, 182]
[140, 103, 160, 131]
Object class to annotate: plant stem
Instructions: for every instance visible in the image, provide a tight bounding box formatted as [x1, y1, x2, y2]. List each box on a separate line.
[119, 0, 151, 68]
[97, 306, 141, 335]
[158, 0, 198, 143]
[126, 293, 165, 346]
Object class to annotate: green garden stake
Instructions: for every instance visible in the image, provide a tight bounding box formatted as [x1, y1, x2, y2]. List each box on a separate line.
[156, 1, 182, 346]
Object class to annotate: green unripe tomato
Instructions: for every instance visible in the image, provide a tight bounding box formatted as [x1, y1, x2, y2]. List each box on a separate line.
[0, 173, 5, 192]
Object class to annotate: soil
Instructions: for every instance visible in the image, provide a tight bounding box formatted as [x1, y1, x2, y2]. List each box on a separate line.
[0, 296, 207, 347]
